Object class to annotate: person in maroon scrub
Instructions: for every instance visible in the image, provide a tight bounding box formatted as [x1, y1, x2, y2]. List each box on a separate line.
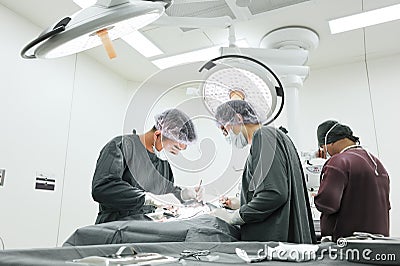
[315, 120, 390, 241]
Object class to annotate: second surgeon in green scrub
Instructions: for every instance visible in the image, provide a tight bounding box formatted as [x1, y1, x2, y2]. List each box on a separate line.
[210, 100, 316, 243]
[92, 109, 201, 224]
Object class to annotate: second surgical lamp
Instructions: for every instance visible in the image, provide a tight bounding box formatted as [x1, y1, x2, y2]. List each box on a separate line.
[21, 0, 171, 59]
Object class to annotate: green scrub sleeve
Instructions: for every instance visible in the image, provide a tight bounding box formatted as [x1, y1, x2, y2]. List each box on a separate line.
[239, 130, 289, 223]
[92, 139, 145, 210]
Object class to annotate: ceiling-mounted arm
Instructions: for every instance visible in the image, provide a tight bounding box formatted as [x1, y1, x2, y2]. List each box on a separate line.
[94, 0, 172, 9]
[20, 17, 71, 59]
[144, 0, 172, 9]
[228, 24, 236, 47]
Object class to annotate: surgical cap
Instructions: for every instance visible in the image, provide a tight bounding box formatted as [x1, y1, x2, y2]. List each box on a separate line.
[317, 120, 359, 146]
[154, 109, 197, 145]
[215, 100, 260, 126]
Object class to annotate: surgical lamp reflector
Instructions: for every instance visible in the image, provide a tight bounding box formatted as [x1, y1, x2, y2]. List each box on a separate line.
[199, 55, 284, 125]
[21, 0, 170, 59]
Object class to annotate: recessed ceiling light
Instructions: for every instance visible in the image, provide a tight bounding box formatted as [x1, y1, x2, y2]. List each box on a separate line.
[329, 3, 400, 34]
[151, 39, 249, 69]
[73, 0, 96, 9]
[152, 46, 221, 69]
[72, 0, 163, 58]
[122, 31, 163, 57]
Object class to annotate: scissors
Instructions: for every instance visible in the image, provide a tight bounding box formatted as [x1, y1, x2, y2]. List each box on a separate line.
[179, 249, 210, 260]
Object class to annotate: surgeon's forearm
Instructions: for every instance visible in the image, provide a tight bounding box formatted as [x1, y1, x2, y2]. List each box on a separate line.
[92, 179, 145, 209]
[314, 170, 346, 214]
[239, 189, 287, 223]
[171, 187, 184, 203]
[314, 190, 341, 214]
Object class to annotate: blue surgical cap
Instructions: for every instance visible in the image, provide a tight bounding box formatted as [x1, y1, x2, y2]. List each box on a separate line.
[214, 100, 260, 126]
[155, 109, 197, 145]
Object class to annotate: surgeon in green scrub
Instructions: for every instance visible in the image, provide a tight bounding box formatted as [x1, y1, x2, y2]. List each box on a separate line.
[210, 100, 316, 243]
[92, 109, 201, 224]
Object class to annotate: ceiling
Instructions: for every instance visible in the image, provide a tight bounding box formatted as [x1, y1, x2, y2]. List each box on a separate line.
[1, 0, 400, 82]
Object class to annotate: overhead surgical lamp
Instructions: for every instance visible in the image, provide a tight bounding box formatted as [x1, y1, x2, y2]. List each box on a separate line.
[199, 55, 284, 126]
[21, 0, 171, 59]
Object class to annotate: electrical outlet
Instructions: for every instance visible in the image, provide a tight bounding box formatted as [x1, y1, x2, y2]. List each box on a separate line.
[35, 171, 55, 191]
[0, 169, 5, 186]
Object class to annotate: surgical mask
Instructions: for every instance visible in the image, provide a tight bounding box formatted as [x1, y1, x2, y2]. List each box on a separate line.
[153, 143, 168, 161]
[325, 150, 331, 159]
[225, 134, 232, 144]
[228, 129, 248, 149]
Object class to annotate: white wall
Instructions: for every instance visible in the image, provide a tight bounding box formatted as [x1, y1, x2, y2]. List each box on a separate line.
[56, 56, 134, 246]
[297, 55, 400, 236]
[368, 54, 400, 236]
[297, 61, 377, 152]
[0, 5, 74, 249]
[0, 4, 135, 249]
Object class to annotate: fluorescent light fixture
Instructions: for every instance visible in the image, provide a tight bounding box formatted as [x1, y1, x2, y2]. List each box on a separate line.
[151, 39, 249, 69]
[73, 0, 163, 57]
[329, 3, 400, 34]
[152, 46, 221, 69]
[235, 39, 250, 48]
[73, 0, 96, 9]
[122, 30, 163, 57]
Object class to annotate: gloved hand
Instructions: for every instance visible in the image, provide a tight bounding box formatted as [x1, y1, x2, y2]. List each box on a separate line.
[181, 186, 205, 202]
[209, 208, 244, 225]
[195, 186, 205, 202]
[219, 196, 240, 210]
[144, 193, 161, 207]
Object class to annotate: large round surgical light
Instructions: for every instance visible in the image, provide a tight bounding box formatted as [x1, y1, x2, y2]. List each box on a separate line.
[21, 0, 170, 59]
[199, 54, 284, 125]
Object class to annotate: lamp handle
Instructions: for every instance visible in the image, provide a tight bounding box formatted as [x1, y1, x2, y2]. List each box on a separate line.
[20, 17, 71, 59]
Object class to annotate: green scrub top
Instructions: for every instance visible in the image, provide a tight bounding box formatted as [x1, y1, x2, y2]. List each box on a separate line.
[239, 126, 316, 243]
[92, 133, 182, 224]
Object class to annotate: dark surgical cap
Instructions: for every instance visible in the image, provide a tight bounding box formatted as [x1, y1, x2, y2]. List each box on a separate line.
[317, 120, 359, 146]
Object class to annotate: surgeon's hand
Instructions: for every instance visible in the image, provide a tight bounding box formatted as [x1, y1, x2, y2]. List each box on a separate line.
[219, 196, 240, 210]
[209, 208, 244, 225]
[181, 187, 204, 202]
[195, 186, 205, 202]
[144, 193, 161, 207]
